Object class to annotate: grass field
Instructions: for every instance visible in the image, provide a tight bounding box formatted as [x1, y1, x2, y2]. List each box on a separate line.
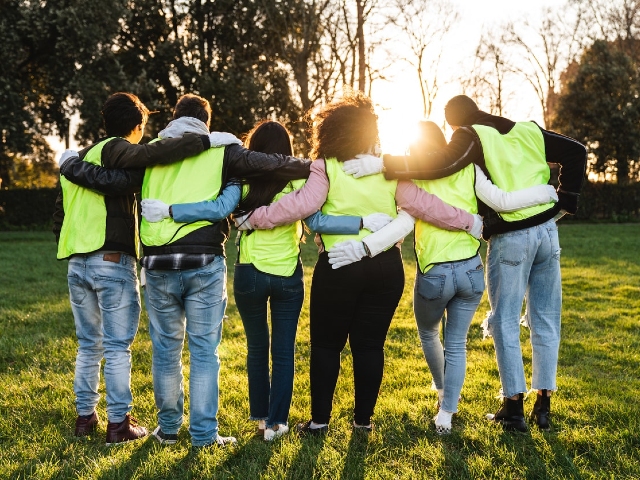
[1, 224, 639, 479]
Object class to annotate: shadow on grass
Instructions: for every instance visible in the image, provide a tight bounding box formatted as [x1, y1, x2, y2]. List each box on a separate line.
[339, 430, 369, 480]
[285, 433, 327, 479]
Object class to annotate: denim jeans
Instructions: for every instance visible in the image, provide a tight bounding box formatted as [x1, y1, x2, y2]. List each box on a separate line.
[486, 219, 562, 397]
[309, 248, 404, 426]
[144, 256, 227, 446]
[413, 255, 484, 413]
[234, 262, 304, 428]
[67, 252, 141, 423]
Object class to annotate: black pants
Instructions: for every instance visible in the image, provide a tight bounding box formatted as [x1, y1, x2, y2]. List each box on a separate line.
[309, 247, 405, 425]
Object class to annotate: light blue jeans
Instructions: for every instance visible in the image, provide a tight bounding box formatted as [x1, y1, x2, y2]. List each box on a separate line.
[68, 252, 141, 423]
[486, 219, 562, 397]
[144, 256, 227, 446]
[413, 254, 484, 413]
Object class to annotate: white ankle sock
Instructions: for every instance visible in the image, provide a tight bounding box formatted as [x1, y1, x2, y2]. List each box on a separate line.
[435, 409, 453, 427]
[258, 420, 266, 430]
[437, 389, 445, 405]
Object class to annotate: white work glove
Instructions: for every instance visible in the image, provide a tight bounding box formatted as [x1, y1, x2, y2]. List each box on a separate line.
[362, 212, 394, 232]
[234, 213, 253, 231]
[58, 149, 78, 168]
[546, 184, 559, 202]
[327, 240, 367, 269]
[141, 199, 171, 222]
[470, 214, 483, 240]
[342, 154, 384, 178]
[209, 132, 242, 147]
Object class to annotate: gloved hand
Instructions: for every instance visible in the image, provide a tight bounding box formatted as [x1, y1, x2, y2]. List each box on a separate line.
[557, 189, 579, 214]
[141, 199, 171, 222]
[58, 149, 78, 168]
[209, 132, 242, 147]
[546, 185, 559, 202]
[470, 213, 483, 239]
[362, 212, 394, 232]
[234, 213, 253, 231]
[327, 240, 367, 269]
[342, 154, 384, 178]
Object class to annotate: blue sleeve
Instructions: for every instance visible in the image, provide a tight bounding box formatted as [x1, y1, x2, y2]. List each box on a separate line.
[171, 183, 242, 223]
[304, 210, 361, 234]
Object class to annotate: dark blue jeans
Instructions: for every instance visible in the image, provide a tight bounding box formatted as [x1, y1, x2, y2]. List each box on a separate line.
[233, 262, 304, 428]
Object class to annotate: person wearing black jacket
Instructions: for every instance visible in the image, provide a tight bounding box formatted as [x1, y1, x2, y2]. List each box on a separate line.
[342, 95, 587, 432]
[53, 92, 219, 445]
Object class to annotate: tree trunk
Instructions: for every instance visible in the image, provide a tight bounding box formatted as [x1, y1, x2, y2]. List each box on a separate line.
[356, 0, 366, 92]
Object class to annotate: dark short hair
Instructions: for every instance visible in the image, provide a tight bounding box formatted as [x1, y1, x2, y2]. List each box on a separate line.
[309, 90, 379, 161]
[173, 94, 211, 126]
[410, 121, 447, 156]
[101, 92, 149, 138]
[444, 95, 479, 127]
[244, 120, 293, 156]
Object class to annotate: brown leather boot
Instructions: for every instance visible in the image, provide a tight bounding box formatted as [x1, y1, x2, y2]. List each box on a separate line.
[105, 413, 148, 445]
[75, 411, 99, 437]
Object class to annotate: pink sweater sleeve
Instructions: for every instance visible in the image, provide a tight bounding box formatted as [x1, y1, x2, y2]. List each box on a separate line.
[249, 159, 329, 229]
[395, 180, 475, 232]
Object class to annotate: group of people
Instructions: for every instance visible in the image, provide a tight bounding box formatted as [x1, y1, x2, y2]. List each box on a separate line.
[54, 88, 586, 449]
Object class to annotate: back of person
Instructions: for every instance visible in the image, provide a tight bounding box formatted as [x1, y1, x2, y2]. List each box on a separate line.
[473, 122, 554, 222]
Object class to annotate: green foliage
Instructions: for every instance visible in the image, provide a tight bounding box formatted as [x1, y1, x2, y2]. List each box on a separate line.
[1, 226, 639, 479]
[0, 188, 59, 230]
[552, 40, 640, 184]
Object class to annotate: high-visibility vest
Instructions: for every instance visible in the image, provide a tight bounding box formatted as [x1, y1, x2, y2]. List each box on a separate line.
[238, 179, 306, 276]
[140, 146, 224, 246]
[474, 122, 554, 221]
[413, 164, 480, 273]
[57, 138, 115, 259]
[320, 158, 397, 252]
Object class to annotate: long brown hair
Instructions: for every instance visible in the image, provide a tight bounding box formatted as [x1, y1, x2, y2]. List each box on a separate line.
[309, 90, 379, 162]
[235, 120, 294, 214]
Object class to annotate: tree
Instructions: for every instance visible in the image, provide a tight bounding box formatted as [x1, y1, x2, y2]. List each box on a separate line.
[553, 40, 640, 183]
[386, 0, 459, 118]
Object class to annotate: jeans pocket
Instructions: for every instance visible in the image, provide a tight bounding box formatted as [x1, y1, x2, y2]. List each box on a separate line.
[466, 266, 486, 295]
[145, 271, 171, 309]
[498, 232, 528, 266]
[67, 274, 87, 306]
[416, 274, 446, 301]
[93, 276, 125, 310]
[234, 264, 257, 295]
[282, 268, 304, 293]
[197, 266, 226, 306]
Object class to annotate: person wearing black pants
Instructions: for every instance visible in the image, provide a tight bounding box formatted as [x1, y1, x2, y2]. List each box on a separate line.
[309, 248, 404, 427]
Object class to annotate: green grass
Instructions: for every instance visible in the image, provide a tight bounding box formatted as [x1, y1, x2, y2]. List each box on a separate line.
[1, 225, 639, 479]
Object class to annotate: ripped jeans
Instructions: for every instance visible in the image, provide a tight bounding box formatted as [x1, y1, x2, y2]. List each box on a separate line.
[485, 219, 562, 398]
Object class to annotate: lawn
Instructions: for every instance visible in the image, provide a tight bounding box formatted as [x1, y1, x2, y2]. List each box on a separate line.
[0, 224, 639, 479]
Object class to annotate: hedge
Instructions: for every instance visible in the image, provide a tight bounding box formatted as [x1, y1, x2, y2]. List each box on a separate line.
[0, 182, 638, 230]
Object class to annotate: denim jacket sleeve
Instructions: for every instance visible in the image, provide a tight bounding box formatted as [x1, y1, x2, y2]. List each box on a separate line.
[170, 182, 242, 223]
[304, 210, 361, 234]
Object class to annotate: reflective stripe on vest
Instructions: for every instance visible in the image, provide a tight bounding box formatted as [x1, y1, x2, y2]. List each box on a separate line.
[140, 146, 225, 246]
[413, 164, 480, 273]
[320, 158, 397, 252]
[474, 122, 554, 222]
[238, 179, 306, 276]
[57, 138, 115, 259]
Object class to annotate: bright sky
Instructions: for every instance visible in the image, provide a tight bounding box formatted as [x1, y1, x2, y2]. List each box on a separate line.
[48, 0, 558, 161]
[375, 0, 558, 154]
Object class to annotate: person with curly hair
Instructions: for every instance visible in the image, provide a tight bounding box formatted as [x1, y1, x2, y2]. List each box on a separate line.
[239, 92, 482, 434]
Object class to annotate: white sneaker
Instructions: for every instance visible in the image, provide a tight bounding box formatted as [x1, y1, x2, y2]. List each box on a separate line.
[264, 423, 289, 441]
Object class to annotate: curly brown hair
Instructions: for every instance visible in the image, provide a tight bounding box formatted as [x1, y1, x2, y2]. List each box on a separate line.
[309, 90, 379, 162]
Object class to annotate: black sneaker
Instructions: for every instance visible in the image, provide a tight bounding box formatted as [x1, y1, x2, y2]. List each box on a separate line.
[152, 426, 178, 445]
[296, 419, 328, 436]
[352, 421, 373, 433]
